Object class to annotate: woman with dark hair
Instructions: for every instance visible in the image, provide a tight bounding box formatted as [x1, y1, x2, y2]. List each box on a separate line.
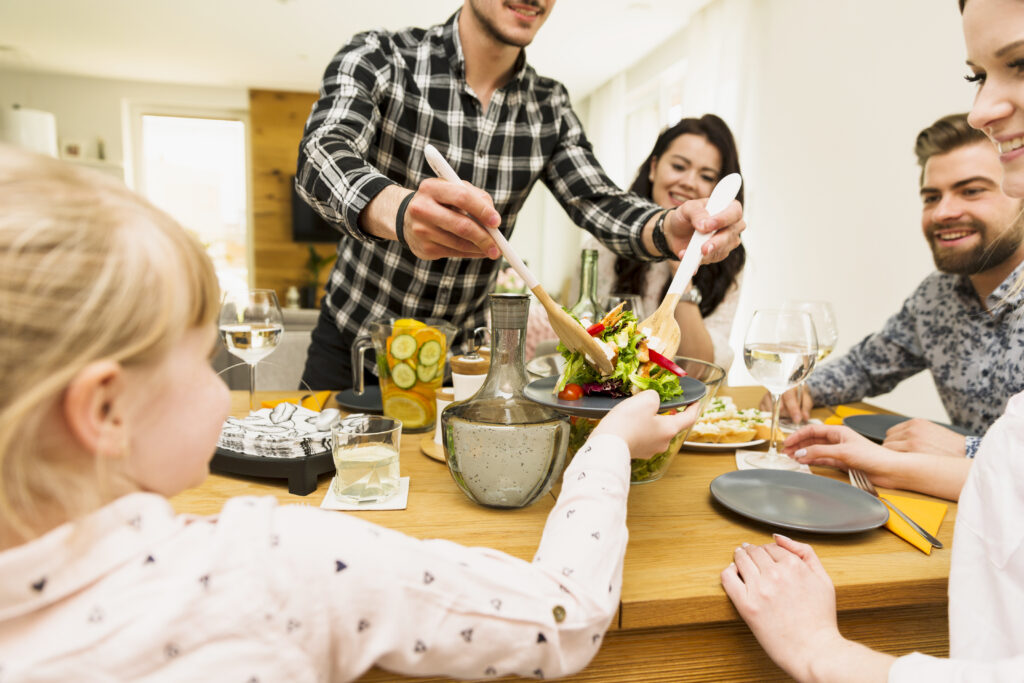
[583, 114, 746, 370]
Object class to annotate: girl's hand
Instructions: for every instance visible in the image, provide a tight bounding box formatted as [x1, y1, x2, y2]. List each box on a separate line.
[721, 535, 842, 681]
[592, 390, 698, 460]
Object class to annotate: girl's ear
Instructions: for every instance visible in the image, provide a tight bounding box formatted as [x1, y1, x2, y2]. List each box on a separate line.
[648, 156, 658, 184]
[62, 360, 127, 460]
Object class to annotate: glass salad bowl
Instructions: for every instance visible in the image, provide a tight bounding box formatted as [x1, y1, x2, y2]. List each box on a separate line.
[565, 357, 727, 484]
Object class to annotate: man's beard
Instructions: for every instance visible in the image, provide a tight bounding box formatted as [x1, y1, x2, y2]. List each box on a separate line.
[468, 0, 542, 48]
[927, 217, 1024, 275]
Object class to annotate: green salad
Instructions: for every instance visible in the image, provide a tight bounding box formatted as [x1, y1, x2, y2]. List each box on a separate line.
[555, 305, 685, 402]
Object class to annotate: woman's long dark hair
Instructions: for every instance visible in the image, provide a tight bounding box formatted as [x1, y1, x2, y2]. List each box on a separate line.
[614, 114, 746, 317]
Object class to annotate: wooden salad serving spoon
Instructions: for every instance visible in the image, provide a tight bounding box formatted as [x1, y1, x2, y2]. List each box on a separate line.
[424, 145, 614, 375]
[638, 173, 743, 358]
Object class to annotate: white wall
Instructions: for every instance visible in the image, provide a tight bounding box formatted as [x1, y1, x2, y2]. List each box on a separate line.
[555, 0, 973, 421]
[0, 68, 248, 167]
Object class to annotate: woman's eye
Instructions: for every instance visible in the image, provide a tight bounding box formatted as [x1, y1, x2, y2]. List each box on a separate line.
[701, 175, 717, 183]
[1010, 58, 1024, 74]
[964, 72, 985, 85]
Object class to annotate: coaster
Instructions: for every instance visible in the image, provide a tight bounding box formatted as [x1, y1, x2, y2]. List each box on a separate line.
[735, 449, 811, 474]
[320, 476, 410, 511]
[420, 435, 445, 462]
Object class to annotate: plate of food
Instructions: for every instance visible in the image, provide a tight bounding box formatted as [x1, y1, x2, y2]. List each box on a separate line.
[523, 303, 705, 419]
[683, 396, 772, 451]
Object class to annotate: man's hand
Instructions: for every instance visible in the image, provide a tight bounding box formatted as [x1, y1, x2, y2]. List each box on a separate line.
[400, 179, 503, 260]
[882, 418, 966, 458]
[758, 386, 813, 424]
[664, 197, 745, 264]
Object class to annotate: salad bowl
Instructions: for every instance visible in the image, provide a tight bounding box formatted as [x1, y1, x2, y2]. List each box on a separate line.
[561, 357, 726, 484]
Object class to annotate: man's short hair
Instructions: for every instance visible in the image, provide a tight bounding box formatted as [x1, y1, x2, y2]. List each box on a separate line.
[914, 113, 989, 184]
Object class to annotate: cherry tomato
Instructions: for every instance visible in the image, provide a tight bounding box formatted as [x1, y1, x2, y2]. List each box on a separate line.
[558, 383, 583, 401]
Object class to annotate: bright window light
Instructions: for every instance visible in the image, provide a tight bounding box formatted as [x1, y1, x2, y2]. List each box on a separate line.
[139, 115, 248, 294]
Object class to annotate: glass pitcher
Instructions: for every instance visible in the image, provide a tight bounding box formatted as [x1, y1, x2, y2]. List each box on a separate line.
[441, 294, 569, 509]
[351, 318, 457, 433]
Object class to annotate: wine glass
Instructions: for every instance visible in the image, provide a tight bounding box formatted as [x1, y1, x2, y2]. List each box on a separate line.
[602, 293, 646, 320]
[743, 309, 818, 470]
[778, 300, 838, 429]
[218, 288, 284, 413]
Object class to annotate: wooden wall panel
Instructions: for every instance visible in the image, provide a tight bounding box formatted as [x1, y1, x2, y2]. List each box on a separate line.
[248, 88, 336, 304]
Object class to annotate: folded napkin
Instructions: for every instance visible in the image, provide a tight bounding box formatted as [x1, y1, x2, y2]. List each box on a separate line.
[320, 476, 410, 511]
[261, 390, 332, 411]
[218, 404, 339, 458]
[879, 493, 947, 555]
[825, 404, 877, 425]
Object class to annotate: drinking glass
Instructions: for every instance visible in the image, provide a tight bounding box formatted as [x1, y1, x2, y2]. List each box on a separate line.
[602, 293, 646, 320]
[218, 288, 284, 413]
[743, 309, 818, 469]
[779, 300, 838, 429]
[332, 414, 402, 503]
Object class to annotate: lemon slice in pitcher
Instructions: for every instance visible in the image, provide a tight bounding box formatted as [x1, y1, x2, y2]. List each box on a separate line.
[384, 394, 429, 429]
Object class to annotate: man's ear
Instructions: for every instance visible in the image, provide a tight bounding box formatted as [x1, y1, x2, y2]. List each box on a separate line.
[62, 360, 127, 460]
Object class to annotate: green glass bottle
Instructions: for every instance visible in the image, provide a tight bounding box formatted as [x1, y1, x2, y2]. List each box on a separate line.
[569, 248, 600, 325]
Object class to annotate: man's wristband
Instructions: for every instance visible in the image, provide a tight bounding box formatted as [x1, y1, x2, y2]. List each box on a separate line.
[651, 209, 676, 259]
[395, 191, 416, 247]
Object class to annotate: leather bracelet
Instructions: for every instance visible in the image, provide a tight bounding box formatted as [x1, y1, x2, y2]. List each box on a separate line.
[395, 191, 416, 248]
[651, 208, 676, 259]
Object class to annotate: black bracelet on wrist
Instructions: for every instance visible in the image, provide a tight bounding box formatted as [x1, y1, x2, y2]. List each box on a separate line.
[651, 208, 676, 259]
[395, 191, 416, 248]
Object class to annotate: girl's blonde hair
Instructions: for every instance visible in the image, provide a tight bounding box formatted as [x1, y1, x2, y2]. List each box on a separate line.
[0, 144, 220, 539]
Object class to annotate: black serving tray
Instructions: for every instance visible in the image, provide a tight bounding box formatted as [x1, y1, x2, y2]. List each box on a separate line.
[210, 447, 334, 496]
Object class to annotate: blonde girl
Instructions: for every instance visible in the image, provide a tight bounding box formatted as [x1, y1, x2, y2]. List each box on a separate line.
[0, 143, 695, 680]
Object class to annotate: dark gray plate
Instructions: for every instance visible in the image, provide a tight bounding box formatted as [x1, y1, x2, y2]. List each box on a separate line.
[335, 385, 383, 413]
[709, 469, 889, 534]
[843, 414, 974, 443]
[524, 375, 705, 419]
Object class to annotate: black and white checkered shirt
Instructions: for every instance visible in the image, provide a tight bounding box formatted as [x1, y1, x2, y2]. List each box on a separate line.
[297, 10, 660, 380]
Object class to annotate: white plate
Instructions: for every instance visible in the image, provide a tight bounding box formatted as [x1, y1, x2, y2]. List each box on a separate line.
[683, 438, 767, 452]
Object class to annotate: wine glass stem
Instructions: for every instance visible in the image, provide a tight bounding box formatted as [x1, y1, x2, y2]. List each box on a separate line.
[249, 362, 257, 413]
[768, 391, 783, 458]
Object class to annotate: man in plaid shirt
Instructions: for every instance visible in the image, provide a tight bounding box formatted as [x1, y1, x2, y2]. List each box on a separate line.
[296, 0, 746, 389]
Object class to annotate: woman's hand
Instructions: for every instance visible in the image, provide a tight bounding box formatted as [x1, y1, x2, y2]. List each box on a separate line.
[781, 424, 903, 488]
[592, 390, 698, 460]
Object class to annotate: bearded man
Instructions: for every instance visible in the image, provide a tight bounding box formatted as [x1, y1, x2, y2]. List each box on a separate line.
[770, 113, 1024, 459]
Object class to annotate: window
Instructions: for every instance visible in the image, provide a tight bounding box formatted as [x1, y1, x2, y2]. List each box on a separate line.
[128, 108, 249, 294]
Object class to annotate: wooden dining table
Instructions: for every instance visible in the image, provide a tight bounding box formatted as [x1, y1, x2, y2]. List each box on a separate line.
[171, 386, 954, 681]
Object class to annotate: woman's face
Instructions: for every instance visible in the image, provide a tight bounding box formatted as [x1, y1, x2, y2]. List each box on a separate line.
[648, 133, 723, 208]
[964, 0, 1024, 198]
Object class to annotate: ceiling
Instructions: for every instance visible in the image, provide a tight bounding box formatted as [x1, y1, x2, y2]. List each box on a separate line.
[0, 0, 707, 98]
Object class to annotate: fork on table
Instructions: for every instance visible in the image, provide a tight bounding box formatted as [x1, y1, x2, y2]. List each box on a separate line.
[848, 469, 943, 549]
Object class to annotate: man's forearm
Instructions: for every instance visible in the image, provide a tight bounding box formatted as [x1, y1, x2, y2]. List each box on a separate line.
[358, 184, 409, 241]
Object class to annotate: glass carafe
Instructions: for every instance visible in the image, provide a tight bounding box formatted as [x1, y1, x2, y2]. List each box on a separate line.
[441, 294, 569, 509]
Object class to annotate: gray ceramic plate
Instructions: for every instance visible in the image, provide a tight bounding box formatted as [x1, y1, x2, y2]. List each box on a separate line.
[524, 375, 705, 419]
[843, 414, 974, 443]
[709, 469, 889, 534]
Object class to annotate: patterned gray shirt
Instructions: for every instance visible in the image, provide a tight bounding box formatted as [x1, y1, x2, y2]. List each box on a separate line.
[296, 10, 660, 376]
[806, 261, 1024, 457]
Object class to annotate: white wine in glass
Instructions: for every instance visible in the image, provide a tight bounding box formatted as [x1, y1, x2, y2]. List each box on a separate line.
[218, 289, 284, 413]
[779, 300, 838, 429]
[743, 309, 818, 469]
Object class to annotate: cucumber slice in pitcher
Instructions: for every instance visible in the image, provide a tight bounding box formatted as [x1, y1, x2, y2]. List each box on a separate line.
[418, 339, 442, 366]
[390, 333, 417, 360]
[392, 362, 417, 389]
[416, 362, 436, 383]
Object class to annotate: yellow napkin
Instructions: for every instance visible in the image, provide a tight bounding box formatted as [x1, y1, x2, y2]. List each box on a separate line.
[824, 405, 877, 425]
[261, 391, 332, 411]
[879, 493, 947, 554]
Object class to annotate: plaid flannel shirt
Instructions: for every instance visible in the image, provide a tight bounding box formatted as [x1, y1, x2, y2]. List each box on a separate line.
[296, 10, 661, 375]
